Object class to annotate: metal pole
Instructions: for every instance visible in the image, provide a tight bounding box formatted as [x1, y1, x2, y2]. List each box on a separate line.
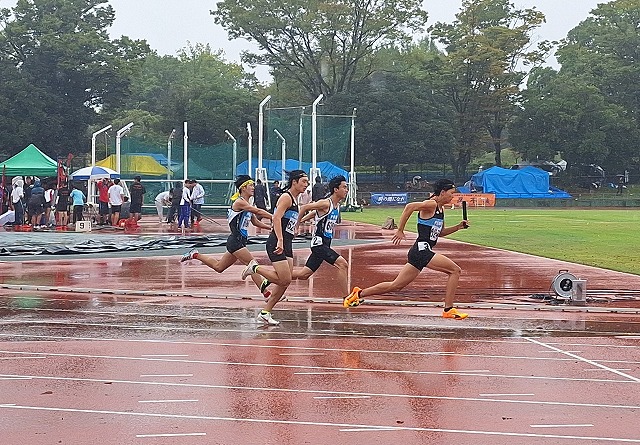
[167, 129, 175, 188]
[92, 125, 111, 167]
[298, 107, 305, 170]
[115, 122, 134, 174]
[183, 121, 188, 180]
[246, 122, 252, 175]
[274, 129, 286, 182]
[225, 130, 237, 179]
[311, 94, 323, 185]
[349, 108, 357, 208]
[258, 95, 271, 173]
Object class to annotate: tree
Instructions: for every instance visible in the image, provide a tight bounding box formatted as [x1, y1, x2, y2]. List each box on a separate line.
[429, 0, 548, 179]
[109, 44, 262, 146]
[211, 0, 428, 99]
[0, 0, 149, 157]
[511, 0, 640, 176]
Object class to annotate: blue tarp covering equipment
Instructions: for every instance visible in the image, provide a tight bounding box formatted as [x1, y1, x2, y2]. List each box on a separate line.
[470, 166, 571, 199]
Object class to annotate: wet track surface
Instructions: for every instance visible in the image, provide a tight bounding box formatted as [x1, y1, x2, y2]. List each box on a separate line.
[1, 219, 639, 444]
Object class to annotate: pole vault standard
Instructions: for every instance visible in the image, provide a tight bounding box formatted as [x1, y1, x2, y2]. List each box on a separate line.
[310, 94, 323, 185]
[183, 121, 188, 181]
[256, 95, 271, 185]
[167, 129, 175, 188]
[246, 122, 252, 176]
[90, 125, 111, 204]
[115, 122, 134, 174]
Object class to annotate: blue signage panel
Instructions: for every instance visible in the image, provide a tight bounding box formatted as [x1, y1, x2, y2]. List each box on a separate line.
[370, 193, 408, 205]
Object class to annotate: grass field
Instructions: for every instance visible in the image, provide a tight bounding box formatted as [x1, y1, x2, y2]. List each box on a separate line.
[342, 207, 640, 275]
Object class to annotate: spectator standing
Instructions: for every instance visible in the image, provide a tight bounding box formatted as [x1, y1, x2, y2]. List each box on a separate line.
[312, 175, 327, 202]
[120, 196, 131, 220]
[56, 181, 71, 226]
[177, 180, 193, 229]
[190, 179, 205, 225]
[269, 180, 282, 212]
[254, 179, 268, 212]
[96, 178, 111, 225]
[167, 181, 183, 224]
[28, 180, 45, 227]
[108, 178, 124, 226]
[10, 180, 24, 225]
[43, 182, 56, 226]
[129, 175, 145, 221]
[69, 183, 86, 223]
[154, 190, 171, 223]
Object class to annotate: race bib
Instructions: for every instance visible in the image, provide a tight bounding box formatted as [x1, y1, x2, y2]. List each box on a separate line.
[311, 235, 323, 247]
[417, 241, 430, 251]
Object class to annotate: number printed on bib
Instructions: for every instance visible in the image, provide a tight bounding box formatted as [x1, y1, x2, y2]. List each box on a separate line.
[417, 241, 430, 251]
[311, 235, 323, 247]
[285, 215, 298, 235]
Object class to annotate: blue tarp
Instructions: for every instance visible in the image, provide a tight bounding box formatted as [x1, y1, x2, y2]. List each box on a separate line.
[471, 166, 571, 199]
[236, 159, 349, 181]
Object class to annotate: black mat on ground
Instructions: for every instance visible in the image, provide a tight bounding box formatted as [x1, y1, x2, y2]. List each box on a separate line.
[0, 233, 307, 256]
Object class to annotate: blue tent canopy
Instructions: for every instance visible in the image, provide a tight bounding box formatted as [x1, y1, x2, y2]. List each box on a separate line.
[471, 166, 571, 199]
[236, 159, 349, 182]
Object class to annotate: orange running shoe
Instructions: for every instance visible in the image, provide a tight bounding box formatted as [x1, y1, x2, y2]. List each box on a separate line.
[442, 308, 468, 320]
[343, 287, 362, 308]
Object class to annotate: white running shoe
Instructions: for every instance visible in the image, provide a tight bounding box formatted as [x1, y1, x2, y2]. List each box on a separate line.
[256, 311, 280, 326]
[180, 248, 198, 262]
[241, 259, 258, 280]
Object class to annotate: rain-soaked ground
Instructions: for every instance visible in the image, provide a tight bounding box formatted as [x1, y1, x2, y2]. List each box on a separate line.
[0, 217, 639, 444]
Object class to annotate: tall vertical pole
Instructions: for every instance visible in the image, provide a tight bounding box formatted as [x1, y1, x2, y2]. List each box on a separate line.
[349, 108, 357, 208]
[91, 125, 111, 205]
[246, 123, 252, 175]
[115, 122, 134, 174]
[183, 122, 188, 181]
[258, 95, 271, 176]
[225, 130, 237, 179]
[311, 94, 323, 184]
[167, 129, 175, 188]
[92, 125, 112, 167]
[274, 129, 286, 182]
[298, 107, 305, 170]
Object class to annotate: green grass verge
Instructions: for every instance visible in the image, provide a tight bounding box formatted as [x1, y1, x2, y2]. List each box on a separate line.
[342, 207, 640, 275]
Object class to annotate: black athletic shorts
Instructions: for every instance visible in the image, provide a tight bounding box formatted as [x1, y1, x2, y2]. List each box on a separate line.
[305, 244, 340, 272]
[407, 241, 436, 271]
[130, 202, 142, 214]
[111, 205, 121, 213]
[226, 233, 247, 254]
[99, 202, 109, 215]
[266, 232, 294, 262]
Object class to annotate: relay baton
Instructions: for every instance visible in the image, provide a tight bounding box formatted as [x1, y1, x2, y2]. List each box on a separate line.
[462, 200, 469, 228]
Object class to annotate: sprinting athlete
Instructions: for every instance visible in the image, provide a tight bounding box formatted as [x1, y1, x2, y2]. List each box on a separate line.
[344, 178, 470, 320]
[292, 175, 349, 295]
[181, 175, 272, 298]
[241, 170, 309, 325]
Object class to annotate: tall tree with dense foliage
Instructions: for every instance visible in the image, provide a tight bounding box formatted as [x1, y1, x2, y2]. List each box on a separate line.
[429, 0, 548, 179]
[511, 0, 640, 175]
[0, 0, 148, 157]
[211, 0, 428, 99]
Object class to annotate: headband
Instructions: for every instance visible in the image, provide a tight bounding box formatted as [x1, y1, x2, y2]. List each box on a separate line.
[231, 179, 254, 201]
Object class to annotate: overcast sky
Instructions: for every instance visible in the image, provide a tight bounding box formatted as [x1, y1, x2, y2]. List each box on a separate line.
[1, 0, 605, 81]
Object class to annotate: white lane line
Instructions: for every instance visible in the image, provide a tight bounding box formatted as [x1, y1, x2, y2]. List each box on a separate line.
[479, 393, 534, 397]
[8, 332, 637, 367]
[531, 424, 594, 428]
[0, 350, 633, 384]
[295, 372, 345, 375]
[616, 336, 640, 339]
[2, 373, 639, 411]
[526, 338, 640, 383]
[0, 357, 47, 360]
[1, 404, 638, 443]
[140, 355, 188, 358]
[314, 396, 371, 400]
[0, 377, 33, 380]
[539, 350, 582, 354]
[340, 427, 398, 432]
[585, 368, 631, 372]
[136, 432, 206, 438]
[279, 353, 325, 356]
[138, 399, 199, 404]
[140, 374, 193, 378]
[442, 370, 490, 373]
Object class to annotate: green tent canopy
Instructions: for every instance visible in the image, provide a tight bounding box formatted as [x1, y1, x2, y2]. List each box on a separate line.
[1, 144, 58, 177]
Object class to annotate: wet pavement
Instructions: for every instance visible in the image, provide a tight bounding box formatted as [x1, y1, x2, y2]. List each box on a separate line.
[1, 218, 639, 444]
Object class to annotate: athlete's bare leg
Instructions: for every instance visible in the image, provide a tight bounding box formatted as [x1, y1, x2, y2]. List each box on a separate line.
[359, 263, 421, 298]
[425, 253, 461, 308]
